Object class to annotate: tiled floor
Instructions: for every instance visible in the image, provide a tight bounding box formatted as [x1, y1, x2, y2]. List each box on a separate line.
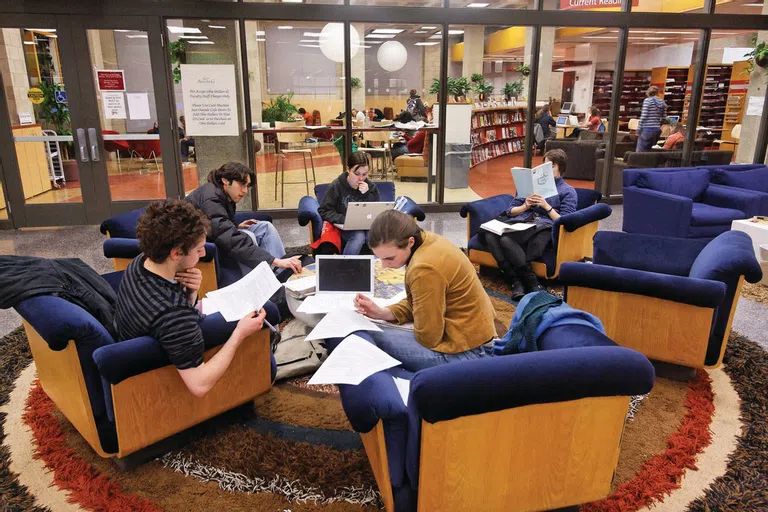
[1, 207, 767, 353]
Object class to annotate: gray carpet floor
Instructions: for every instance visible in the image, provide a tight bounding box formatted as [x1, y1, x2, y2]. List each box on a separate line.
[2, 205, 767, 352]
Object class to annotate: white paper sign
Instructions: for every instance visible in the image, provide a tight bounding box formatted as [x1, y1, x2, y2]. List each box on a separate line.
[126, 93, 151, 120]
[181, 64, 239, 136]
[747, 96, 765, 117]
[18, 112, 34, 124]
[102, 92, 127, 120]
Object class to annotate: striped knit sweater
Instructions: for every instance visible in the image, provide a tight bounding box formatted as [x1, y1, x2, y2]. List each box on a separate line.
[637, 97, 667, 131]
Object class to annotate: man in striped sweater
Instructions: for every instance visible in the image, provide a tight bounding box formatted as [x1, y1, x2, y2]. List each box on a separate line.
[115, 199, 268, 398]
[636, 86, 667, 152]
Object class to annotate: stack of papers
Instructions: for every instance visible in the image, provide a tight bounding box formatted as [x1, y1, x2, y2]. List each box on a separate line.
[305, 310, 382, 341]
[284, 275, 316, 298]
[202, 262, 281, 322]
[307, 334, 401, 385]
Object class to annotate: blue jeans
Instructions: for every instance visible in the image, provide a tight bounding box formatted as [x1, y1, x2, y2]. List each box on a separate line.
[239, 221, 286, 260]
[636, 128, 661, 152]
[342, 230, 368, 255]
[370, 326, 488, 373]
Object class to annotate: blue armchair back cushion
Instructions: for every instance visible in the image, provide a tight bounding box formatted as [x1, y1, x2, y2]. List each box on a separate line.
[711, 168, 768, 194]
[635, 169, 711, 200]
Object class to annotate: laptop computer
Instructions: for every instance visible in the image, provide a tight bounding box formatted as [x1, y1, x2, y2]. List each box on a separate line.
[557, 115, 568, 125]
[296, 255, 375, 314]
[667, 115, 680, 123]
[335, 202, 395, 231]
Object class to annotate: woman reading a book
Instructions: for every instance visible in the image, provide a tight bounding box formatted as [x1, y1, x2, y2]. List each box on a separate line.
[480, 149, 577, 301]
[353, 210, 495, 372]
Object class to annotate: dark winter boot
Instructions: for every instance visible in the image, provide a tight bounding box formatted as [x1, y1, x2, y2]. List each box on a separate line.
[499, 262, 526, 302]
[515, 263, 545, 295]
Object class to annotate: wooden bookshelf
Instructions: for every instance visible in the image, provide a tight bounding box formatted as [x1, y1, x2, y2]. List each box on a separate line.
[470, 106, 527, 168]
[682, 64, 732, 132]
[592, 70, 614, 119]
[650, 66, 689, 119]
[721, 61, 750, 142]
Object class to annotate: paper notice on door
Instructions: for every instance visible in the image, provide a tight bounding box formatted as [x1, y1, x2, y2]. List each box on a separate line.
[102, 92, 127, 120]
[126, 93, 151, 120]
[747, 96, 765, 117]
[180, 64, 239, 136]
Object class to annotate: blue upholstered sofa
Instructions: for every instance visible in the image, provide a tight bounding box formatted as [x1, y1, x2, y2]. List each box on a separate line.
[622, 167, 757, 240]
[709, 164, 768, 216]
[330, 328, 655, 512]
[297, 182, 425, 250]
[13, 271, 277, 459]
[101, 208, 275, 294]
[560, 231, 763, 369]
[461, 188, 611, 279]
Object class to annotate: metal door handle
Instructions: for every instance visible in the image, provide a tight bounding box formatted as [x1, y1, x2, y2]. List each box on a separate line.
[76, 128, 89, 162]
[87, 127, 100, 162]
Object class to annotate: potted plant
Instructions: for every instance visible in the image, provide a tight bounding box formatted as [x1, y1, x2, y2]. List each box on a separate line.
[745, 39, 768, 73]
[37, 80, 77, 182]
[350, 77, 362, 89]
[169, 40, 186, 84]
[450, 77, 472, 103]
[261, 93, 298, 127]
[429, 77, 441, 102]
[475, 80, 495, 102]
[502, 80, 524, 101]
[516, 64, 531, 77]
[470, 73, 484, 84]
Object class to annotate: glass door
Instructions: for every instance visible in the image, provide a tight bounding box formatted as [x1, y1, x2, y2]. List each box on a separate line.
[0, 14, 181, 227]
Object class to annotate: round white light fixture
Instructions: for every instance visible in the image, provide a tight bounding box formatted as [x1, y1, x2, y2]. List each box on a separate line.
[377, 40, 407, 72]
[319, 23, 359, 63]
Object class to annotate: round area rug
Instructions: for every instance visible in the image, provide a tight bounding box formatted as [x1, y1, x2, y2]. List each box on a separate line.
[1, 292, 767, 511]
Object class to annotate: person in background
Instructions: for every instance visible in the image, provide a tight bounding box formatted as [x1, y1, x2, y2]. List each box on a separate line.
[535, 105, 557, 152]
[636, 86, 667, 152]
[479, 149, 577, 301]
[318, 152, 381, 255]
[663, 122, 685, 150]
[115, 199, 269, 398]
[298, 108, 313, 125]
[185, 162, 301, 278]
[179, 115, 196, 163]
[373, 108, 385, 122]
[406, 88, 427, 120]
[390, 111, 423, 160]
[566, 106, 602, 138]
[353, 210, 495, 372]
[352, 108, 367, 125]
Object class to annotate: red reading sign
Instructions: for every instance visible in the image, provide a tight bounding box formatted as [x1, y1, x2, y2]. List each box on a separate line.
[560, 0, 639, 9]
[97, 70, 125, 91]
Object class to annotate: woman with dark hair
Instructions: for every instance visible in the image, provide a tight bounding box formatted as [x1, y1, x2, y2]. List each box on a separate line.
[185, 162, 302, 277]
[318, 152, 381, 255]
[567, 105, 602, 138]
[354, 209, 495, 371]
[479, 149, 577, 300]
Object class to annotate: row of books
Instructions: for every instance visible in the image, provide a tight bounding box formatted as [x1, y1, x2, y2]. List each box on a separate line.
[471, 110, 525, 129]
[471, 139, 525, 166]
[470, 125, 525, 145]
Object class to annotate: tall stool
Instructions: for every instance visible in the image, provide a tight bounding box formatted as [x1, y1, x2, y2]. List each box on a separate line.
[274, 121, 317, 207]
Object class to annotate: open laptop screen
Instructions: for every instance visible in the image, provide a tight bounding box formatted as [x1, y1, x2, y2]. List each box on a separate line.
[557, 115, 568, 125]
[316, 256, 375, 293]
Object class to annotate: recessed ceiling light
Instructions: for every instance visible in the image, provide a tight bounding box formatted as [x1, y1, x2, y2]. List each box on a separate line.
[415, 42, 440, 46]
[126, 35, 149, 39]
[46, 34, 58, 38]
[429, 35, 442, 39]
[421, 26, 438, 30]
[25, 28, 56, 32]
[361, 45, 372, 48]
[435, 30, 464, 35]
[201, 19, 211, 22]
[584, 36, 618, 39]
[373, 28, 405, 34]
[415, 30, 428, 34]
[366, 34, 396, 39]
[256, 31, 266, 36]
[278, 26, 293, 30]
[114, 30, 132, 33]
[657, 31, 697, 35]
[743, 3, 763, 6]
[23, 41, 36, 45]
[208, 25, 226, 29]
[712, 31, 740, 35]
[365, 41, 384, 44]
[303, 32, 322, 37]
[256, 38, 266, 42]
[188, 40, 215, 44]
[299, 44, 321, 48]
[282, 0, 303, 2]
[167, 26, 201, 34]
[179, 35, 208, 39]
[467, 2, 490, 7]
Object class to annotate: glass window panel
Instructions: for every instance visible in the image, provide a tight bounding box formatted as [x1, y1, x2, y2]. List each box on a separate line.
[444, 24, 534, 203]
[244, 0, 342, 4]
[167, 19, 249, 206]
[547, 0, 705, 11]
[716, 0, 766, 14]
[350, 0, 442, 6]
[453, 0, 529, 7]
[0, 27, 82, 206]
[0, 180, 7, 220]
[246, 20, 346, 210]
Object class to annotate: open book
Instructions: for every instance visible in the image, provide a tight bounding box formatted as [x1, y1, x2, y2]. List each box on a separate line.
[479, 219, 536, 236]
[511, 161, 557, 199]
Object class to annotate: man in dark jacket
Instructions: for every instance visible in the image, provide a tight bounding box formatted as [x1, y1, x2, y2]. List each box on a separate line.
[407, 89, 426, 120]
[318, 152, 381, 255]
[186, 162, 302, 276]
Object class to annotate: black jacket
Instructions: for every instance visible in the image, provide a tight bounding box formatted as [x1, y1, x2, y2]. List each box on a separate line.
[318, 173, 381, 225]
[0, 256, 118, 337]
[186, 182, 275, 268]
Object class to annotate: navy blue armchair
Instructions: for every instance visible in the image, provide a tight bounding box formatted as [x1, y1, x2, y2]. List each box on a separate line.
[560, 230, 763, 369]
[297, 182, 425, 250]
[710, 164, 768, 216]
[14, 271, 276, 459]
[331, 329, 655, 512]
[460, 188, 611, 279]
[622, 168, 755, 240]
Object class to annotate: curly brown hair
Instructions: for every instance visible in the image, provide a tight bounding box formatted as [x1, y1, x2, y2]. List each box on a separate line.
[137, 199, 210, 263]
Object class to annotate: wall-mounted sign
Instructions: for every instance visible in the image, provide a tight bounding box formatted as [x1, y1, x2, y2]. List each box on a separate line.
[102, 92, 127, 119]
[180, 64, 239, 137]
[560, 0, 638, 10]
[18, 112, 34, 124]
[27, 87, 44, 104]
[97, 70, 126, 91]
[55, 90, 67, 104]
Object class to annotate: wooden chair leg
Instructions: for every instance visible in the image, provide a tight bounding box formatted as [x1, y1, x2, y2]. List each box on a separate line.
[280, 156, 286, 208]
[308, 153, 317, 185]
[302, 153, 310, 197]
[274, 151, 280, 201]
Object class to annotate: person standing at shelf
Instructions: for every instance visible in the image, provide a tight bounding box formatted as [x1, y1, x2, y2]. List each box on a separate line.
[636, 86, 667, 152]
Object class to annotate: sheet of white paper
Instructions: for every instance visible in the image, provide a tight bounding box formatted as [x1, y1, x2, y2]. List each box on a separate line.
[307, 334, 401, 385]
[205, 262, 281, 322]
[284, 275, 316, 293]
[392, 377, 410, 406]
[201, 297, 220, 315]
[747, 96, 765, 116]
[297, 293, 358, 314]
[373, 290, 407, 308]
[102, 92, 127, 120]
[305, 310, 382, 341]
[126, 93, 151, 120]
[531, 161, 557, 198]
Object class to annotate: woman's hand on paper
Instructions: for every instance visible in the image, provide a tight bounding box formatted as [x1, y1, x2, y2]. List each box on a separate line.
[354, 293, 396, 321]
